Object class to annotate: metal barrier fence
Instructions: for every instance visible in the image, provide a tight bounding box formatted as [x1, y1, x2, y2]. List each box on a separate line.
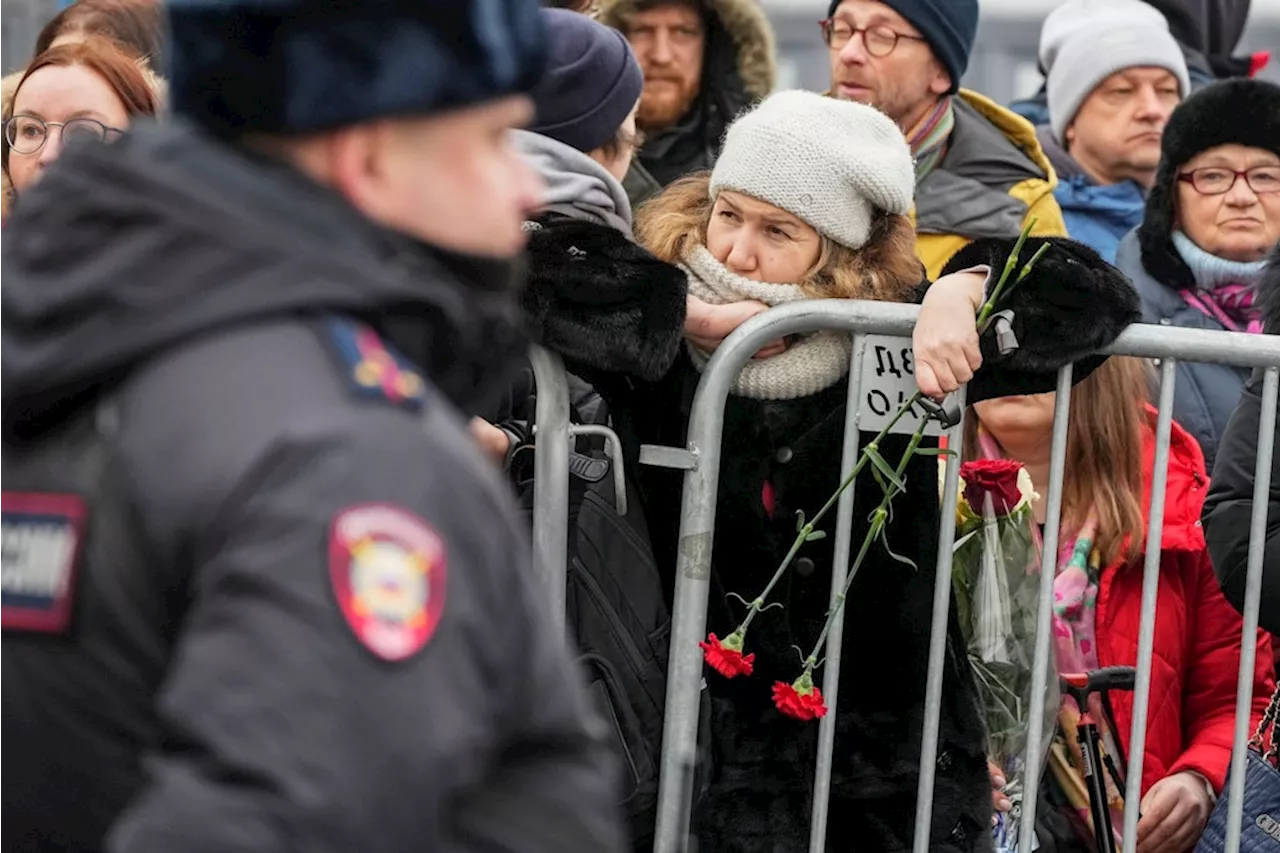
[527, 303, 1280, 853]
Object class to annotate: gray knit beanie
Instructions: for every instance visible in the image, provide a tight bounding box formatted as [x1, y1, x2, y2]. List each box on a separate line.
[1042, 0, 1190, 144]
[709, 91, 914, 251]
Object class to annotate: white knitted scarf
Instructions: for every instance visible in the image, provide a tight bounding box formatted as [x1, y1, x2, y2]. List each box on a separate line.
[682, 245, 852, 400]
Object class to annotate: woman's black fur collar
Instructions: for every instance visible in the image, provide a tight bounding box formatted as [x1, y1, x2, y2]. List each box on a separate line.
[520, 214, 688, 381]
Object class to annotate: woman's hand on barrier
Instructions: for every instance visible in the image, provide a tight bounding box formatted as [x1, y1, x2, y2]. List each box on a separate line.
[1136, 771, 1214, 853]
[684, 295, 787, 360]
[988, 759, 1012, 825]
[913, 269, 986, 400]
[469, 418, 511, 465]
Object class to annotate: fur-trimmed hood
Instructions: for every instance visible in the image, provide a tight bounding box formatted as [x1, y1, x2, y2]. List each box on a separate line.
[2, 70, 18, 222]
[596, 0, 776, 102]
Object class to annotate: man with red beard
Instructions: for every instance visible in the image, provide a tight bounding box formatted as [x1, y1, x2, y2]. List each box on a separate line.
[598, 0, 775, 208]
[824, 0, 1068, 279]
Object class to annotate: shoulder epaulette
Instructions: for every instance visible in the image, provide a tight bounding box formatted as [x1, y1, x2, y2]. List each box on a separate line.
[320, 316, 426, 412]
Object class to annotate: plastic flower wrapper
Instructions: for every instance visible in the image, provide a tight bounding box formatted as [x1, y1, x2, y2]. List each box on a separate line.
[950, 458, 1057, 853]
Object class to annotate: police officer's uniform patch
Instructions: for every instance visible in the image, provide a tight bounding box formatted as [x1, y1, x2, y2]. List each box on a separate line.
[2, 493, 87, 633]
[330, 504, 447, 661]
[321, 317, 425, 411]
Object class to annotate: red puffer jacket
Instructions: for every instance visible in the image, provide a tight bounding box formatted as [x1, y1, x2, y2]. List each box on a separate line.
[1097, 411, 1276, 796]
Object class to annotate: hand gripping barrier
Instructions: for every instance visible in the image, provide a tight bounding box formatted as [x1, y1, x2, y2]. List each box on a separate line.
[638, 302, 1280, 853]
[524, 305, 1280, 853]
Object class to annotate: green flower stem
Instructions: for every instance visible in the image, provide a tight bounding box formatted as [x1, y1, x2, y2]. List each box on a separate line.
[798, 420, 928, 672]
[734, 389, 923, 636]
[729, 219, 1045, 651]
[977, 216, 1038, 327]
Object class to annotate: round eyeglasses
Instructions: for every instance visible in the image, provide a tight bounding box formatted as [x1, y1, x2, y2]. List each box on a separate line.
[819, 18, 926, 56]
[1177, 166, 1280, 196]
[4, 115, 125, 155]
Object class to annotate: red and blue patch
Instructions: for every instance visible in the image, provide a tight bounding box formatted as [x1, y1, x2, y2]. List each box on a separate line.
[329, 503, 447, 662]
[322, 317, 425, 411]
[2, 492, 87, 633]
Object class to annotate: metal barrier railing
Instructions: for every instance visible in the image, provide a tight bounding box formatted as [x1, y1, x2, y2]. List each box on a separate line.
[633, 300, 1280, 853]
[523, 305, 1280, 853]
[527, 345, 630, 634]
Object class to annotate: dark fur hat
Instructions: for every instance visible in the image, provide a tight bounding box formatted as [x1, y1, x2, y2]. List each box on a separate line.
[521, 216, 687, 381]
[942, 236, 1141, 402]
[1137, 79, 1280, 288]
[166, 0, 547, 136]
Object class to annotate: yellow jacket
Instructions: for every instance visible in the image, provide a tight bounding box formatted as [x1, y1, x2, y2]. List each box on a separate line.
[913, 89, 1067, 280]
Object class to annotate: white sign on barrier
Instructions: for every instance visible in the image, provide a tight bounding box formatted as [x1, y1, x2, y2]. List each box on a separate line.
[856, 335, 944, 437]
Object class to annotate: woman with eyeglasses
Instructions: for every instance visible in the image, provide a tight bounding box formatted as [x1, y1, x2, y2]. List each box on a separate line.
[3, 39, 160, 214]
[1115, 79, 1280, 469]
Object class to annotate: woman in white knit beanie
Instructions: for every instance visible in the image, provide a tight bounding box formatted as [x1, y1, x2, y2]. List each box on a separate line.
[556, 90, 1138, 851]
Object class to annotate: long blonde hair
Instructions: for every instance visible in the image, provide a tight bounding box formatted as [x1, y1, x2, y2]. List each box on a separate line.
[634, 171, 923, 303]
[964, 356, 1150, 566]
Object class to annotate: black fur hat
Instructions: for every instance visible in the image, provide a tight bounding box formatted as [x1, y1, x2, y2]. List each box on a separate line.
[1137, 79, 1280, 288]
[942, 236, 1141, 402]
[166, 0, 547, 136]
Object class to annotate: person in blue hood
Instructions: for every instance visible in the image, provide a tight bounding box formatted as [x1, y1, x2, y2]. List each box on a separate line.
[1030, 0, 1189, 263]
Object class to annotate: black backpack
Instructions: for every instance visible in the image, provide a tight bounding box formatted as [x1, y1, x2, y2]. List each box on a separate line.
[505, 374, 672, 849]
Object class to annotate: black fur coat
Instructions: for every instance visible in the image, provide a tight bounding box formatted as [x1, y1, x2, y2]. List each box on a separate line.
[526, 220, 1139, 852]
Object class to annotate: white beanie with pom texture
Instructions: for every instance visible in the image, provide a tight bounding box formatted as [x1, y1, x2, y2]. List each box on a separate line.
[709, 91, 914, 251]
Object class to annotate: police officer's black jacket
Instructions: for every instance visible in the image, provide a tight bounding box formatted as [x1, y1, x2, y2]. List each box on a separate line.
[1, 121, 624, 853]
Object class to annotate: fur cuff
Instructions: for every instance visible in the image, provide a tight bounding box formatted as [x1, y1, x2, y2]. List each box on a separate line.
[941, 237, 1141, 402]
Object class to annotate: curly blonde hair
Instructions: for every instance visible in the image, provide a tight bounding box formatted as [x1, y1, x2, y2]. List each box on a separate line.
[634, 171, 923, 302]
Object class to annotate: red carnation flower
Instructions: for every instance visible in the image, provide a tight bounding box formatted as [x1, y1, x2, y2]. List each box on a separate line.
[960, 459, 1025, 517]
[700, 632, 755, 678]
[772, 674, 828, 721]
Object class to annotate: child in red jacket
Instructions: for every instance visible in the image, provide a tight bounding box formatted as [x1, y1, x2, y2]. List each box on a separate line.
[968, 355, 1275, 853]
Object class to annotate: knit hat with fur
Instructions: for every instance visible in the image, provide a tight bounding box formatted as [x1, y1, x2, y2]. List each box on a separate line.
[709, 90, 914, 250]
[1138, 79, 1280, 288]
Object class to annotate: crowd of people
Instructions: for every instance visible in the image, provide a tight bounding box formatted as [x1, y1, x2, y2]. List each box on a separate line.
[2, 1, 1278, 853]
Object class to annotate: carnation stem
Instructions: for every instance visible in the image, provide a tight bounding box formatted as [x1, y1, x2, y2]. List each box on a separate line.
[798, 419, 928, 673]
[735, 390, 922, 635]
[976, 216, 1037, 327]
[730, 218, 1046, 651]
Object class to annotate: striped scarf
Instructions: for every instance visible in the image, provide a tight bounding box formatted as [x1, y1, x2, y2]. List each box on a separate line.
[907, 97, 954, 183]
[1172, 231, 1268, 334]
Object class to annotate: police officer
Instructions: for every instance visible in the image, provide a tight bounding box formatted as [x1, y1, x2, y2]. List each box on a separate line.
[1, 2, 624, 851]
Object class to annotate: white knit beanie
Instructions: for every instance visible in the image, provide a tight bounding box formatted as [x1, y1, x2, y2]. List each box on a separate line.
[1041, 0, 1190, 144]
[708, 91, 914, 251]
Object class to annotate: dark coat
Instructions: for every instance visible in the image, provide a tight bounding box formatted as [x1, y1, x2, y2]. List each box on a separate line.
[1, 122, 624, 853]
[533, 226, 1140, 852]
[1203, 244, 1280, 635]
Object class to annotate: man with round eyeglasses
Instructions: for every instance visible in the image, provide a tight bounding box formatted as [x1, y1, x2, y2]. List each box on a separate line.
[822, 0, 1068, 280]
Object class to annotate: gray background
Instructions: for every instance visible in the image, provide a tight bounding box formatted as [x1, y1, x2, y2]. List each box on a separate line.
[4, 0, 1279, 103]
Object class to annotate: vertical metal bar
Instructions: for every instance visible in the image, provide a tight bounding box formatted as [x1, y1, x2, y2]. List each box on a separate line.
[1018, 363, 1074, 850]
[529, 345, 571, 631]
[653, 379, 735, 853]
[912, 387, 967, 853]
[809, 335, 868, 852]
[1223, 366, 1279, 853]
[1121, 358, 1179, 853]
